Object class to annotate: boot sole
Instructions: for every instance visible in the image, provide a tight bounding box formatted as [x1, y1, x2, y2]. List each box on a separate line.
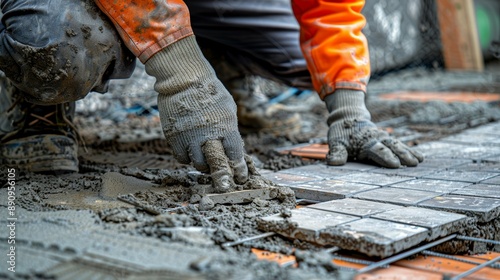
[0, 134, 79, 173]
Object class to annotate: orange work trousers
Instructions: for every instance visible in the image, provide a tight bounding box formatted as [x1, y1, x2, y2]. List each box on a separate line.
[292, 0, 370, 98]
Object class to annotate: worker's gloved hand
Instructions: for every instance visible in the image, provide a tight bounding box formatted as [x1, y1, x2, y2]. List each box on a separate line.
[145, 36, 249, 187]
[325, 89, 424, 168]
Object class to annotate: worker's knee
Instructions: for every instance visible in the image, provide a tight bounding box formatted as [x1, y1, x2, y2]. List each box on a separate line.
[0, 0, 135, 105]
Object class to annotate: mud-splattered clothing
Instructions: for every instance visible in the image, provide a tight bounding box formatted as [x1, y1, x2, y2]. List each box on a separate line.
[93, 0, 193, 63]
[0, 0, 136, 104]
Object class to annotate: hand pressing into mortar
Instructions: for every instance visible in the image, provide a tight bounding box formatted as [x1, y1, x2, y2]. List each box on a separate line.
[92, 1, 252, 189]
[325, 89, 424, 168]
[144, 37, 252, 190]
[203, 140, 260, 193]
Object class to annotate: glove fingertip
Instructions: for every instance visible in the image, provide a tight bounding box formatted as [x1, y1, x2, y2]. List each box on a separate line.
[411, 149, 425, 163]
[172, 144, 191, 165]
[221, 133, 245, 161]
[365, 142, 401, 169]
[231, 157, 249, 185]
[190, 145, 210, 173]
[327, 145, 348, 166]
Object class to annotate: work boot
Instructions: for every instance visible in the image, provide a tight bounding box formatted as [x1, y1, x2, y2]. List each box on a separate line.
[228, 75, 301, 136]
[0, 82, 79, 173]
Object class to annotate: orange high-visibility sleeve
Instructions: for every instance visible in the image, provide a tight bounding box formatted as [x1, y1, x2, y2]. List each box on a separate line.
[94, 0, 193, 63]
[291, 0, 370, 99]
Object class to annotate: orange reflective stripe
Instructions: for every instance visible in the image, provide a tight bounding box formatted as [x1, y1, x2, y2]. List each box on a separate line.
[292, 0, 370, 99]
[94, 0, 193, 63]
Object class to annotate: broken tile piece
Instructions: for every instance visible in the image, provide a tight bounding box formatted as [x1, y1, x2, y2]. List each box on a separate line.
[307, 198, 403, 217]
[390, 179, 471, 194]
[318, 218, 429, 258]
[353, 188, 440, 206]
[451, 184, 500, 199]
[290, 180, 379, 201]
[418, 195, 500, 223]
[333, 173, 412, 186]
[259, 208, 359, 245]
[371, 207, 467, 240]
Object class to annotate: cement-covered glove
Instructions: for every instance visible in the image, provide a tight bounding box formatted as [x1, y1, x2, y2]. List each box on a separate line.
[145, 36, 249, 188]
[93, 0, 249, 189]
[325, 89, 423, 168]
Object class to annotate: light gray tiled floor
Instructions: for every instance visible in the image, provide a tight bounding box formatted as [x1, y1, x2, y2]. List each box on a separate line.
[261, 122, 500, 257]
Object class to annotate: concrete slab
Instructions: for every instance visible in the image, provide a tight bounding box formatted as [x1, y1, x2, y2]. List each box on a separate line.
[454, 162, 500, 173]
[418, 195, 500, 222]
[452, 184, 500, 199]
[464, 122, 500, 135]
[327, 162, 379, 172]
[370, 166, 435, 177]
[389, 179, 471, 194]
[422, 170, 498, 183]
[333, 173, 413, 186]
[479, 175, 500, 185]
[307, 198, 404, 217]
[415, 158, 472, 169]
[262, 172, 320, 187]
[259, 208, 359, 245]
[414, 142, 500, 160]
[480, 155, 500, 164]
[0, 209, 250, 279]
[289, 180, 379, 201]
[353, 187, 441, 206]
[441, 133, 500, 146]
[412, 142, 460, 159]
[280, 164, 352, 180]
[0, 243, 73, 276]
[318, 218, 429, 258]
[453, 146, 500, 160]
[371, 207, 468, 240]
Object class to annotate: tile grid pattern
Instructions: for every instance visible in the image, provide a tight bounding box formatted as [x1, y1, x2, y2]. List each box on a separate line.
[261, 122, 500, 257]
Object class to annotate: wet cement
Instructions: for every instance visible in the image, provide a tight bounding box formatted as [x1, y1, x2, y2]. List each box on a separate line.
[1, 166, 336, 279]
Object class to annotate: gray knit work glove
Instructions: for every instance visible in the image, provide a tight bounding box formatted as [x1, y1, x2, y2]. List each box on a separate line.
[325, 89, 424, 168]
[145, 36, 249, 190]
